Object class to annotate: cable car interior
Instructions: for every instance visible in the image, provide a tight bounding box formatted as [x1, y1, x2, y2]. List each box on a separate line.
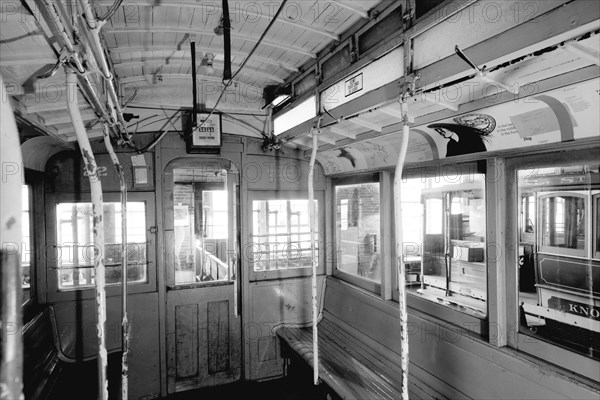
[1, 1, 599, 399]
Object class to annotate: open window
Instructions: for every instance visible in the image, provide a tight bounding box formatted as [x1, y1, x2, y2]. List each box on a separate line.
[249, 190, 324, 281]
[398, 173, 487, 318]
[55, 202, 148, 290]
[333, 175, 381, 293]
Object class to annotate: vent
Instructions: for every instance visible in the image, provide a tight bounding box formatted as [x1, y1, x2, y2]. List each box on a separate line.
[321, 44, 352, 81]
[294, 70, 317, 99]
[357, 6, 403, 55]
[416, 0, 446, 18]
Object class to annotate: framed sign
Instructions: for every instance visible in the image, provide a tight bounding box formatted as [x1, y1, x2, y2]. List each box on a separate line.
[187, 113, 222, 153]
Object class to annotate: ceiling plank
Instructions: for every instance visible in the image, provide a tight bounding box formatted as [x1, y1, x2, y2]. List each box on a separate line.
[0, 55, 56, 67]
[346, 116, 382, 132]
[10, 97, 66, 141]
[25, 100, 90, 114]
[113, 58, 284, 83]
[44, 111, 97, 126]
[118, 73, 264, 93]
[329, 1, 369, 18]
[328, 125, 356, 139]
[107, 45, 299, 72]
[563, 42, 600, 66]
[103, 27, 317, 58]
[95, 0, 339, 41]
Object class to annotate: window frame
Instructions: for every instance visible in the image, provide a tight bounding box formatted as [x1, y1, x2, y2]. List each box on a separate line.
[21, 184, 33, 305]
[45, 191, 156, 302]
[392, 161, 488, 335]
[594, 193, 600, 260]
[332, 173, 382, 295]
[537, 192, 589, 258]
[248, 190, 326, 281]
[505, 149, 600, 383]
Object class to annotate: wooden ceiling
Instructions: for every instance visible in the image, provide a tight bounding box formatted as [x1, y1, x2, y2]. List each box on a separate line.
[1, 0, 385, 142]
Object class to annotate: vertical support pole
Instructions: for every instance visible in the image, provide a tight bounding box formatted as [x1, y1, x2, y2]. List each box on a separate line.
[0, 74, 24, 400]
[103, 126, 128, 400]
[67, 70, 108, 400]
[393, 101, 410, 400]
[308, 122, 320, 386]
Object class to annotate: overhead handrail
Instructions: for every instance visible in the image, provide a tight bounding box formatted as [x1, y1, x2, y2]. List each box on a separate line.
[66, 70, 109, 400]
[393, 100, 411, 400]
[81, 0, 131, 139]
[103, 125, 129, 400]
[308, 115, 322, 385]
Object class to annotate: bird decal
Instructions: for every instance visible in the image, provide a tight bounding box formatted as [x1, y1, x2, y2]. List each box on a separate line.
[337, 147, 356, 168]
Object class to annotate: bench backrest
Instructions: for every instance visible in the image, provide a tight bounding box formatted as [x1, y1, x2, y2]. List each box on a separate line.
[23, 308, 60, 400]
[322, 277, 403, 357]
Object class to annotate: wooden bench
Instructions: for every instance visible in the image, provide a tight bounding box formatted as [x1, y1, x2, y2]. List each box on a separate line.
[22, 307, 65, 400]
[275, 277, 448, 400]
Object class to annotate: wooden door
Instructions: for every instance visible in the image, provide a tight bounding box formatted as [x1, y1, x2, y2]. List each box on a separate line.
[164, 159, 241, 393]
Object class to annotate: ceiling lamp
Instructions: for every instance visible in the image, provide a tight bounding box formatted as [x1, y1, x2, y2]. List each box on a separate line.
[203, 53, 215, 75]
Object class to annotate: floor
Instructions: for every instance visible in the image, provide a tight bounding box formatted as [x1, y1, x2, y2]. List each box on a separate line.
[49, 353, 329, 400]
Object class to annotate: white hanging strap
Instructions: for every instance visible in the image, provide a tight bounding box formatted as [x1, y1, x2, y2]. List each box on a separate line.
[394, 100, 410, 400]
[102, 126, 129, 400]
[308, 116, 322, 385]
[67, 70, 109, 400]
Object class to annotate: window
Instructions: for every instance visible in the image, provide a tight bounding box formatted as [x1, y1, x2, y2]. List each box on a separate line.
[252, 199, 317, 271]
[399, 173, 487, 317]
[56, 202, 147, 290]
[594, 194, 600, 259]
[517, 164, 599, 362]
[22, 185, 33, 303]
[335, 180, 381, 285]
[173, 167, 231, 285]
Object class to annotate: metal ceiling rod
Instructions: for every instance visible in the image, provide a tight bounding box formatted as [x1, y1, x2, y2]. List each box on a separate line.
[103, 126, 129, 400]
[81, 0, 131, 139]
[0, 74, 24, 400]
[66, 70, 109, 400]
[190, 35, 198, 127]
[38, 1, 120, 139]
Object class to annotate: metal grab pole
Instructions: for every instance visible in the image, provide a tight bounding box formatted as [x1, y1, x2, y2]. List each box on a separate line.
[393, 101, 410, 400]
[103, 126, 129, 400]
[67, 70, 109, 400]
[308, 120, 320, 386]
[0, 74, 24, 400]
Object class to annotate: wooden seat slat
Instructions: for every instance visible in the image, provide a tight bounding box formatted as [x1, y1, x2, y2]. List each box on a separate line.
[318, 317, 403, 388]
[278, 322, 401, 399]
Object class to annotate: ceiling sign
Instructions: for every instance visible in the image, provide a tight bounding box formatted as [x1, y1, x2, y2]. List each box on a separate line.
[321, 46, 404, 112]
[187, 113, 222, 153]
[345, 73, 363, 97]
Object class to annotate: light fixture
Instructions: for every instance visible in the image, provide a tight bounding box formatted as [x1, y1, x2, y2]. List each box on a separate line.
[203, 53, 215, 75]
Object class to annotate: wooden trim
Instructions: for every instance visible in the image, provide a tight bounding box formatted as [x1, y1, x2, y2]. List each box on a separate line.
[381, 171, 394, 301]
[486, 158, 507, 347]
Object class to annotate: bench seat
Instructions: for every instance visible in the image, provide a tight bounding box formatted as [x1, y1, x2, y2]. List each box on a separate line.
[277, 315, 404, 400]
[276, 277, 449, 400]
